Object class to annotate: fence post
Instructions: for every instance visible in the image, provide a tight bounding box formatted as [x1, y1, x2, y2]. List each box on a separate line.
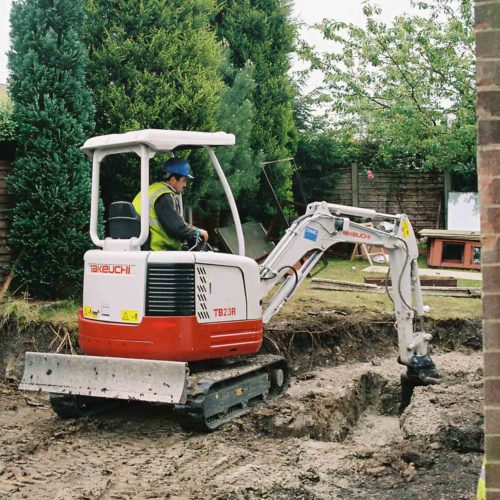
[351, 163, 359, 207]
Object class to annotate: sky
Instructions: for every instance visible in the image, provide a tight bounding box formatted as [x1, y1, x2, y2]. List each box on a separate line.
[293, 0, 414, 51]
[0, 0, 416, 86]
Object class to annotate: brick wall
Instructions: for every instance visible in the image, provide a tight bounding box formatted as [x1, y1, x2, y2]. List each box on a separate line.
[476, 0, 500, 496]
[331, 166, 444, 232]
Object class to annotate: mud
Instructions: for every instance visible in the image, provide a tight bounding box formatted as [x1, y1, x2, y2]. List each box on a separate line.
[0, 315, 484, 499]
[0, 322, 66, 382]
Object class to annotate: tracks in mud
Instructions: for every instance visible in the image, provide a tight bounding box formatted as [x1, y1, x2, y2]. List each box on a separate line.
[0, 315, 485, 499]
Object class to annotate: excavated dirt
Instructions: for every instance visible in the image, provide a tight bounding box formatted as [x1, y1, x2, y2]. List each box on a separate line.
[0, 314, 484, 499]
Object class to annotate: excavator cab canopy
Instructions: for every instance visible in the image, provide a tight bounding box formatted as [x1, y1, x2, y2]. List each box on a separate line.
[81, 129, 235, 156]
[81, 129, 244, 255]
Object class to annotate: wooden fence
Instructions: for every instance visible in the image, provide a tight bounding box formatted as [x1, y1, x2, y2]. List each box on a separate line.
[330, 165, 444, 232]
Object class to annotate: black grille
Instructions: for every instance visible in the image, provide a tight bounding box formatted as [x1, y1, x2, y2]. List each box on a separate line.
[146, 263, 195, 316]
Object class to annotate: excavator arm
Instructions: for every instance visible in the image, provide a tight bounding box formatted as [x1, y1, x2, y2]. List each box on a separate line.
[259, 201, 439, 386]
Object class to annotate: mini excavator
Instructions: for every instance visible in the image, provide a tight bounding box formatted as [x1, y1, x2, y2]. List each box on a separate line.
[20, 130, 440, 431]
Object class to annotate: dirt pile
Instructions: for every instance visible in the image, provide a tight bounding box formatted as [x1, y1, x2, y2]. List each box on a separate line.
[0, 321, 72, 382]
[401, 372, 483, 453]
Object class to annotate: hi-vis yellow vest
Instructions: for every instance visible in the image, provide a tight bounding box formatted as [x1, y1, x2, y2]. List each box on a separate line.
[477, 459, 486, 500]
[132, 182, 181, 251]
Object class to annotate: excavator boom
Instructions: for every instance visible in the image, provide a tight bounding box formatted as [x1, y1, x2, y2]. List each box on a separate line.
[259, 201, 439, 385]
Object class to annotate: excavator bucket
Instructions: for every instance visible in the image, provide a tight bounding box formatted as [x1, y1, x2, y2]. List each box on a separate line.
[19, 352, 189, 404]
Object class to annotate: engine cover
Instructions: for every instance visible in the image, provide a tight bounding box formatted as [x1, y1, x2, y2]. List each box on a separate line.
[80, 250, 263, 361]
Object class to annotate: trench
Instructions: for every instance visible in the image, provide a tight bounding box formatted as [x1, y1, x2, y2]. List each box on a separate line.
[253, 371, 401, 442]
[263, 314, 482, 374]
[0, 311, 481, 380]
[254, 315, 484, 449]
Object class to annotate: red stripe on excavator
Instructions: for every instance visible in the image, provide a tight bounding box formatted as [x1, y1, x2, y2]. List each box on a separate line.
[78, 310, 263, 362]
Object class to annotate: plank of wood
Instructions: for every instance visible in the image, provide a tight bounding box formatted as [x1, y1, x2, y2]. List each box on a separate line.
[351, 163, 359, 207]
[420, 229, 481, 240]
[364, 276, 458, 287]
[311, 278, 480, 298]
[362, 265, 482, 281]
[312, 279, 378, 292]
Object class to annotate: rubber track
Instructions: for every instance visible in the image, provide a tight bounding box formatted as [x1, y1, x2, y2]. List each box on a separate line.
[177, 354, 289, 432]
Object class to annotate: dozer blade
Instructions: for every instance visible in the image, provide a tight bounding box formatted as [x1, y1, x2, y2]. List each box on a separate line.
[19, 352, 189, 404]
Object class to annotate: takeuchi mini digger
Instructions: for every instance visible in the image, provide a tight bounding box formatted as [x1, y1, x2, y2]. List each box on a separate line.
[20, 129, 440, 431]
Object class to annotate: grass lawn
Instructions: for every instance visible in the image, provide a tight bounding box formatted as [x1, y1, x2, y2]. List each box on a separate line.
[273, 256, 483, 322]
[313, 256, 482, 288]
[0, 296, 78, 331]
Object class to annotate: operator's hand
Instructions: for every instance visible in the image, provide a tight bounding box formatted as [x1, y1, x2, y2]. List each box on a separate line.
[199, 229, 209, 242]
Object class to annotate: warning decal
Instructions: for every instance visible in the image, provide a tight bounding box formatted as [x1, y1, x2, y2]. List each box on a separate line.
[83, 306, 97, 319]
[401, 220, 411, 238]
[121, 309, 139, 323]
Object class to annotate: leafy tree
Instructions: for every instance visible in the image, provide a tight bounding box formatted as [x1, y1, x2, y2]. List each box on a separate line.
[217, 0, 298, 218]
[83, 0, 223, 206]
[317, 0, 475, 176]
[8, 0, 94, 298]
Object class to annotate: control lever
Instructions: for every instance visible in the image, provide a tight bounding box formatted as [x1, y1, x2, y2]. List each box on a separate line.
[188, 235, 214, 252]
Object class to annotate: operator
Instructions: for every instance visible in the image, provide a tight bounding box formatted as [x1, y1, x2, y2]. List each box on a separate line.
[132, 157, 208, 251]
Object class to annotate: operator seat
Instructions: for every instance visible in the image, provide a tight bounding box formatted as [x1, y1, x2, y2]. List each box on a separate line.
[108, 201, 141, 239]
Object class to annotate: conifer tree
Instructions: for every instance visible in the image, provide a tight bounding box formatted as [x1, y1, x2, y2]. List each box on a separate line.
[217, 0, 298, 218]
[8, 0, 94, 297]
[83, 0, 223, 205]
[206, 55, 263, 217]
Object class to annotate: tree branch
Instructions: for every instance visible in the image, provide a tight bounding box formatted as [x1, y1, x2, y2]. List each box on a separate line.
[373, 35, 438, 127]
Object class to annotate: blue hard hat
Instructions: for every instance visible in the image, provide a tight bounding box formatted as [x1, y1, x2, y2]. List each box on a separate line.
[162, 157, 193, 179]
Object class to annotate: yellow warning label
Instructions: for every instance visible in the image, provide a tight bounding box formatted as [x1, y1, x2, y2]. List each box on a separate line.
[121, 309, 139, 323]
[401, 220, 411, 238]
[83, 306, 97, 318]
